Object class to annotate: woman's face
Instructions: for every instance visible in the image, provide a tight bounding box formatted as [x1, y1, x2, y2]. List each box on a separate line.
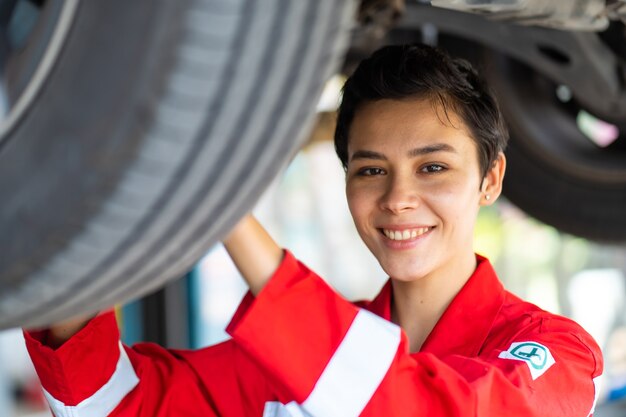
[345, 98, 504, 282]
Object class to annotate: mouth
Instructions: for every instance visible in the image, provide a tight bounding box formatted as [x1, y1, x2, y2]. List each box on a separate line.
[379, 226, 434, 241]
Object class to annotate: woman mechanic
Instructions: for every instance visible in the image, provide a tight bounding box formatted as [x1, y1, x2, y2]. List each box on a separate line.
[24, 43, 603, 417]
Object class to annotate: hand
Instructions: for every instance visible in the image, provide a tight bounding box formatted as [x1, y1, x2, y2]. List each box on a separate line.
[47, 313, 96, 349]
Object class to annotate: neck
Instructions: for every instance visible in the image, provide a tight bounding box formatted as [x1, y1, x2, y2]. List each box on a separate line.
[390, 251, 477, 353]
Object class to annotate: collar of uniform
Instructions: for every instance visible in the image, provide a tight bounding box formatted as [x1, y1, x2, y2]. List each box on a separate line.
[363, 255, 505, 358]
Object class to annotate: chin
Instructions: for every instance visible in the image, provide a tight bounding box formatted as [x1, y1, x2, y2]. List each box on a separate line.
[380, 260, 431, 282]
[389, 274, 423, 283]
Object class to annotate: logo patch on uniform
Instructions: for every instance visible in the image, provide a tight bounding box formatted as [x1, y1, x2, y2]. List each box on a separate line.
[498, 341, 555, 380]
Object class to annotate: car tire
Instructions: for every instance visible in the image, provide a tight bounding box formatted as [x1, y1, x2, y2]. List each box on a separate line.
[0, 0, 355, 329]
[484, 51, 626, 242]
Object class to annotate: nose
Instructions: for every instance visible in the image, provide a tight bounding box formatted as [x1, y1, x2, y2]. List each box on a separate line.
[379, 174, 419, 213]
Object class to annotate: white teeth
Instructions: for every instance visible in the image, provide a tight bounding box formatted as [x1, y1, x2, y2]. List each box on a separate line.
[383, 227, 431, 241]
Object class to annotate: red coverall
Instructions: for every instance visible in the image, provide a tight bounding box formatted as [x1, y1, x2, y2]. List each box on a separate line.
[24, 251, 603, 417]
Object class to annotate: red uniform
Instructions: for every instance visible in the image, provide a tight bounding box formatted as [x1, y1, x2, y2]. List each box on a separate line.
[25, 251, 603, 417]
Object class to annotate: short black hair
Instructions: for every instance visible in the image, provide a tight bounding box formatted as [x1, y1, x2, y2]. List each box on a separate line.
[334, 43, 508, 179]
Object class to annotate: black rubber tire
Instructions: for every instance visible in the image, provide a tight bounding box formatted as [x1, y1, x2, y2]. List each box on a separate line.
[483, 51, 626, 243]
[0, 0, 355, 329]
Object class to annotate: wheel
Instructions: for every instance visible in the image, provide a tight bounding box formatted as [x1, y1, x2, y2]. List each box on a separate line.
[0, 0, 356, 329]
[484, 48, 626, 242]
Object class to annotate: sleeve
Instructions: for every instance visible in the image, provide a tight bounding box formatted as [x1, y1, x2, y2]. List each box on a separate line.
[24, 310, 274, 417]
[227, 251, 603, 417]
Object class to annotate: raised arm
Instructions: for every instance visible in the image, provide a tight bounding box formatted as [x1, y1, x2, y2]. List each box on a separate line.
[23, 214, 283, 417]
[222, 215, 284, 296]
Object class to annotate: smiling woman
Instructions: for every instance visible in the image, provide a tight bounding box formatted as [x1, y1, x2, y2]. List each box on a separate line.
[24, 43, 603, 417]
[344, 98, 505, 314]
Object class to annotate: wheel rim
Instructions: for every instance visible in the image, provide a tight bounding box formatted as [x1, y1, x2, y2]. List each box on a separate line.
[0, 0, 78, 143]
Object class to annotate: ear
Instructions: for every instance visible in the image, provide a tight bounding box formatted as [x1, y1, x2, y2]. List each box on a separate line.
[480, 152, 506, 206]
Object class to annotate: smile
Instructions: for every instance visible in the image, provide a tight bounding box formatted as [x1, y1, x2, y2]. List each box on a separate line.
[381, 227, 432, 241]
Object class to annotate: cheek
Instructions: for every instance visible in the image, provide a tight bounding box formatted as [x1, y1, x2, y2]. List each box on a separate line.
[425, 181, 481, 218]
[346, 187, 362, 219]
[346, 185, 372, 225]
[427, 173, 480, 198]
[422, 181, 462, 205]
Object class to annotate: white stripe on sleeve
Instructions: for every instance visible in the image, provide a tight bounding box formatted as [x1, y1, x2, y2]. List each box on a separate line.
[43, 341, 139, 417]
[588, 375, 602, 417]
[300, 309, 401, 417]
[264, 401, 312, 417]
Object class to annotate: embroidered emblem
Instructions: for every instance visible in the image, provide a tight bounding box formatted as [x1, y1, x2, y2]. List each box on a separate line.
[498, 341, 555, 380]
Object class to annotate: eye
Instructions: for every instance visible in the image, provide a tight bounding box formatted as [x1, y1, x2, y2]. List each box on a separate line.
[420, 164, 446, 173]
[357, 167, 386, 176]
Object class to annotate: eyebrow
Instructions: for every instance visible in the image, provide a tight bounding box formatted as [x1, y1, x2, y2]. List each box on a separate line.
[350, 143, 457, 162]
[408, 143, 457, 157]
